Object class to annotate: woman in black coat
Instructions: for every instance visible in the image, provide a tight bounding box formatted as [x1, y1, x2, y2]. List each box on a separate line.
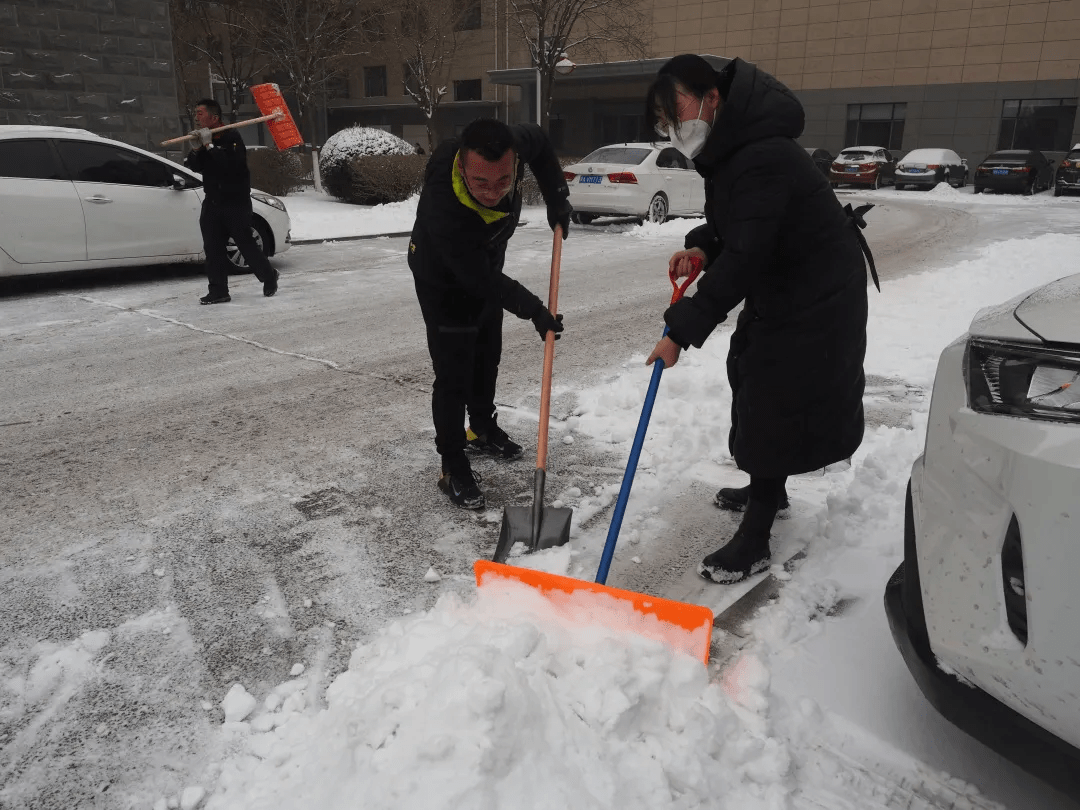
[644, 55, 876, 583]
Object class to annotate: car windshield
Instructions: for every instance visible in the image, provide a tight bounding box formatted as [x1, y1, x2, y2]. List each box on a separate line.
[839, 150, 874, 161]
[580, 147, 651, 165]
[986, 152, 1029, 162]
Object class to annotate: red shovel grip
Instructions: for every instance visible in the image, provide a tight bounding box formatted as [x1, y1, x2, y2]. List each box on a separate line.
[668, 256, 703, 305]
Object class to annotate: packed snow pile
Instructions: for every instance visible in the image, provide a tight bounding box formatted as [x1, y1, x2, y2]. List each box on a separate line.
[202, 581, 793, 810]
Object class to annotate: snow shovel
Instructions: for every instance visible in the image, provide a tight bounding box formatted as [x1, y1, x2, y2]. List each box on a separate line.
[595, 258, 703, 586]
[491, 227, 572, 564]
[160, 84, 302, 149]
[475, 257, 713, 666]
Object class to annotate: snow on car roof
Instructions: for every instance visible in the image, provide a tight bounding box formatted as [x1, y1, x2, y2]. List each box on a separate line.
[899, 148, 959, 162]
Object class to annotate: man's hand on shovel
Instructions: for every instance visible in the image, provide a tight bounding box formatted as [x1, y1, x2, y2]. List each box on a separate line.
[531, 309, 563, 341]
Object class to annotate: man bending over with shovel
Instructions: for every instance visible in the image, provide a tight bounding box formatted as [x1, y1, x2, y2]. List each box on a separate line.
[408, 118, 572, 509]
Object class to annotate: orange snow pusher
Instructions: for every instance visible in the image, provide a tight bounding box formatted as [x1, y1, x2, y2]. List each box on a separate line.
[476, 258, 714, 665]
[160, 83, 303, 149]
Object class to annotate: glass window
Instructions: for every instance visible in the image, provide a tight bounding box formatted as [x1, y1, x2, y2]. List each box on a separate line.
[845, 102, 905, 151]
[455, 0, 481, 30]
[998, 97, 1078, 151]
[580, 146, 651, 164]
[0, 139, 64, 180]
[365, 65, 387, 98]
[56, 140, 173, 186]
[601, 114, 647, 145]
[454, 79, 482, 102]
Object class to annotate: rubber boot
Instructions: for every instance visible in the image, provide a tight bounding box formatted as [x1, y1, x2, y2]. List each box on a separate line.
[698, 497, 777, 583]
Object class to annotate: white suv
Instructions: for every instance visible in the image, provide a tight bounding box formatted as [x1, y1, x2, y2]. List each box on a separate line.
[886, 273, 1080, 796]
[0, 125, 290, 278]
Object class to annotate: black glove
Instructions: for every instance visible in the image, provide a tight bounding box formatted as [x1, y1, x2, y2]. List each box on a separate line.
[547, 198, 572, 238]
[532, 310, 564, 341]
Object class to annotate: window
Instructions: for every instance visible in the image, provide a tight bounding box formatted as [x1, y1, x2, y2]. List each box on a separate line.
[0, 139, 64, 179]
[845, 103, 905, 151]
[55, 140, 172, 187]
[601, 114, 647, 145]
[455, 0, 481, 30]
[365, 65, 387, 98]
[656, 147, 693, 170]
[403, 63, 420, 97]
[998, 98, 1079, 152]
[454, 79, 482, 102]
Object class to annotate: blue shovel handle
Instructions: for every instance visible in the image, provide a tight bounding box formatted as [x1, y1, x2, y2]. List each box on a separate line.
[595, 260, 703, 586]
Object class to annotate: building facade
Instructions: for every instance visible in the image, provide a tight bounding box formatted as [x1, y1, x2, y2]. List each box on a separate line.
[333, 0, 1080, 166]
[0, 0, 182, 151]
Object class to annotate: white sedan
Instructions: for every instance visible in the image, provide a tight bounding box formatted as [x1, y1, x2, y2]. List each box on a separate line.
[894, 147, 968, 190]
[0, 125, 291, 278]
[886, 272, 1080, 795]
[563, 142, 705, 225]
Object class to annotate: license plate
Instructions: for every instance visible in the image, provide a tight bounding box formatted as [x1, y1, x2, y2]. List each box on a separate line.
[907, 168, 923, 173]
[579, 175, 602, 184]
[845, 166, 858, 173]
[993, 168, 1009, 175]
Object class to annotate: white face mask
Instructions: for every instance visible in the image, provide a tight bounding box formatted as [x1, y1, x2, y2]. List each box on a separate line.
[669, 98, 712, 160]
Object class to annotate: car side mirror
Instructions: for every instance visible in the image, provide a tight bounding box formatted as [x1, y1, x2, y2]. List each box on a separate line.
[172, 173, 197, 190]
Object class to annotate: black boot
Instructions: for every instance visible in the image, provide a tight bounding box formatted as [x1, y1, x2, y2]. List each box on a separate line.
[714, 483, 790, 516]
[698, 497, 777, 584]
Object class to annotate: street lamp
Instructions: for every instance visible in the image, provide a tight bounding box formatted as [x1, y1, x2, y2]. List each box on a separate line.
[536, 51, 575, 127]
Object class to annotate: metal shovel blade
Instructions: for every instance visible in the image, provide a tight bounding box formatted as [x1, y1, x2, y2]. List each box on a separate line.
[492, 504, 572, 564]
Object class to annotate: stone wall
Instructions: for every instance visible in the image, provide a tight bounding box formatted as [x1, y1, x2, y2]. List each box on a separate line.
[0, 0, 181, 152]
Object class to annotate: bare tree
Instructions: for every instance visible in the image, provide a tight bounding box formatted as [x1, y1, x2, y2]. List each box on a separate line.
[254, 0, 383, 146]
[510, 0, 651, 129]
[383, 0, 472, 152]
[168, 0, 266, 122]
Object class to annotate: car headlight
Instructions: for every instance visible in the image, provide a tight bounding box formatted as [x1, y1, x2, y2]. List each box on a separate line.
[967, 338, 1080, 421]
[251, 192, 287, 212]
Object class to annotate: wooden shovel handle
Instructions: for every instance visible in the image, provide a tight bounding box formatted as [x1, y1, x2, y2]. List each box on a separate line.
[159, 112, 284, 147]
[536, 227, 563, 470]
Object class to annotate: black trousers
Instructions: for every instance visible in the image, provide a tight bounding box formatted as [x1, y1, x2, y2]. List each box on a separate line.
[200, 199, 274, 296]
[423, 306, 503, 462]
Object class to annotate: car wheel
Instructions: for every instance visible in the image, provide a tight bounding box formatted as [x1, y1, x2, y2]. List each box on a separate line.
[571, 212, 597, 225]
[1024, 179, 1035, 196]
[872, 173, 881, 190]
[958, 173, 966, 188]
[830, 181, 839, 189]
[646, 193, 669, 224]
[895, 183, 905, 191]
[227, 218, 271, 271]
[1054, 184, 1063, 197]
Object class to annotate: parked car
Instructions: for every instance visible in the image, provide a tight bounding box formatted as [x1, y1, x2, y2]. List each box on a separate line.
[803, 147, 834, 176]
[563, 142, 705, 224]
[829, 146, 898, 189]
[1052, 143, 1080, 197]
[886, 273, 1080, 797]
[894, 148, 968, 190]
[0, 125, 291, 278]
[972, 149, 1053, 195]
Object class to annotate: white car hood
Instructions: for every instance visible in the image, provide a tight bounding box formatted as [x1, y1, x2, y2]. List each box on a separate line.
[1012, 274, 1080, 344]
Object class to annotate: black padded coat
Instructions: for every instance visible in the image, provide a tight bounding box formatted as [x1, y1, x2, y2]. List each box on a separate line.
[664, 59, 872, 478]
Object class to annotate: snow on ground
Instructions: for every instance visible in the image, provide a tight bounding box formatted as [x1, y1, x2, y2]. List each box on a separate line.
[143, 188, 1080, 809]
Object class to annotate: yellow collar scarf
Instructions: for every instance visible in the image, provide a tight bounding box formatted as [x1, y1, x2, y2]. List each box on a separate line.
[452, 152, 510, 224]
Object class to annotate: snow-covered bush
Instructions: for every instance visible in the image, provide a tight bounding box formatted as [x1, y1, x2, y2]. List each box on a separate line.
[319, 127, 416, 202]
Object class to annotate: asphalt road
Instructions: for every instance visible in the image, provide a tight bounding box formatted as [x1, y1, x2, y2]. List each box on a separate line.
[1, 195, 1076, 808]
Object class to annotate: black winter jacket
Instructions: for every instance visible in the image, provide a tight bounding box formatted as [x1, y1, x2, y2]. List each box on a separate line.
[408, 124, 569, 326]
[183, 128, 252, 205]
[665, 59, 871, 478]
